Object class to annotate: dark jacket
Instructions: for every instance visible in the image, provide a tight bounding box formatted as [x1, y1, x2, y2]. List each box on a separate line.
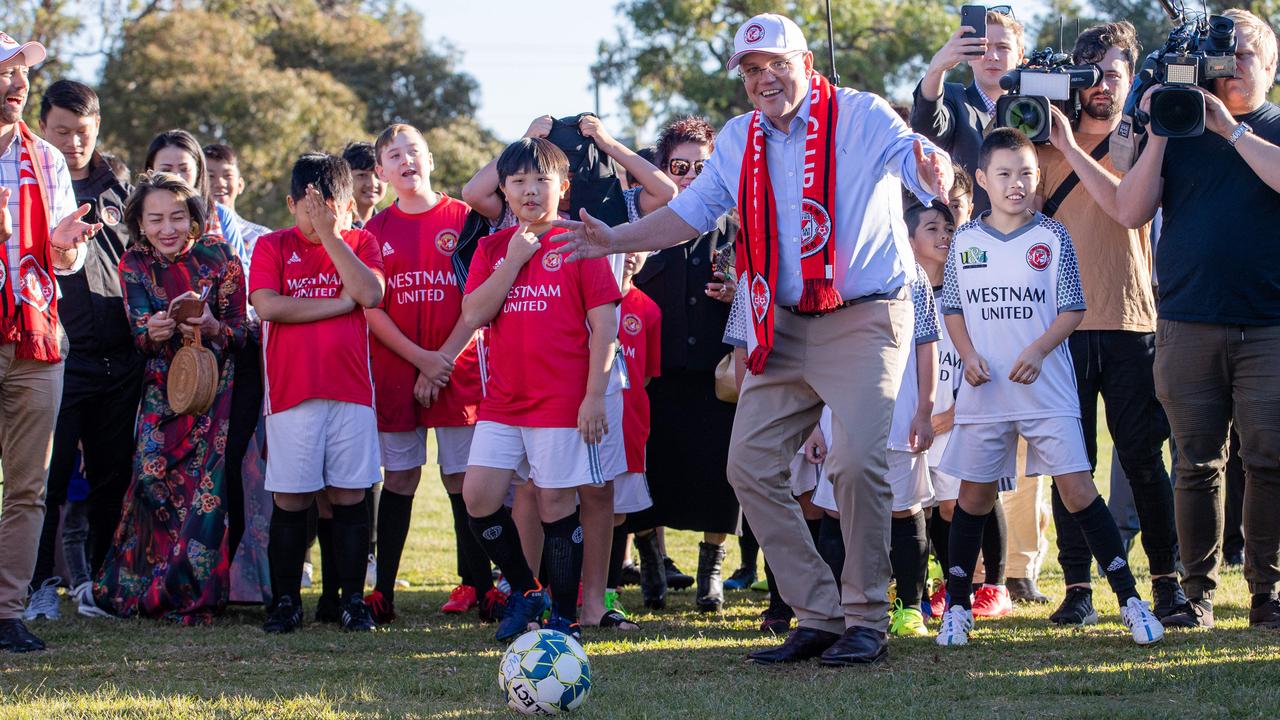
[911, 80, 992, 213]
[61, 154, 136, 373]
[634, 214, 738, 373]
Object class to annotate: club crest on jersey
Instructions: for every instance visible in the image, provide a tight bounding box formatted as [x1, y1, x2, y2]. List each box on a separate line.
[435, 229, 458, 255]
[0, 263, 6, 292]
[101, 205, 122, 226]
[1026, 243, 1052, 271]
[799, 199, 832, 259]
[18, 255, 54, 312]
[960, 247, 988, 269]
[622, 312, 642, 336]
[749, 273, 770, 323]
[743, 23, 766, 44]
[541, 251, 562, 272]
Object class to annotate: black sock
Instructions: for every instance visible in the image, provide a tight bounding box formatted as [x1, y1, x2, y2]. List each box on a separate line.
[366, 486, 378, 556]
[982, 501, 1007, 586]
[738, 518, 760, 572]
[374, 489, 414, 600]
[606, 524, 628, 589]
[891, 511, 928, 608]
[331, 499, 371, 602]
[316, 517, 338, 602]
[449, 492, 493, 591]
[469, 507, 536, 595]
[268, 504, 310, 607]
[928, 512, 951, 575]
[1072, 495, 1138, 605]
[816, 515, 845, 585]
[945, 505, 988, 610]
[763, 560, 785, 609]
[542, 510, 584, 622]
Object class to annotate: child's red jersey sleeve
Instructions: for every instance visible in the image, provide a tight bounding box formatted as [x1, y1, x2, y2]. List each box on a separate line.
[464, 237, 495, 295]
[248, 232, 281, 296]
[579, 256, 622, 311]
[351, 229, 385, 278]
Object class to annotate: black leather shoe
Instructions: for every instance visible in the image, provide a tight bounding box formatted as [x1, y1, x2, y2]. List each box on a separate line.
[820, 626, 888, 666]
[1007, 577, 1049, 604]
[0, 619, 46, 653]
[746, 627, 840, 665]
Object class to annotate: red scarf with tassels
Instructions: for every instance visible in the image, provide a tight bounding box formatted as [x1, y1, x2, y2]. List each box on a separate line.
[0, 122, 61, 363]
[736, 73, 840, 374]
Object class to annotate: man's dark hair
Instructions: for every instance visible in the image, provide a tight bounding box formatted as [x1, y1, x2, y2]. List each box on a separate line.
[289, 152, 353, 203]
[144, 129, 209, 197]
[655, 116, 716, 166]
[342, 141, 377, 172]
[1073, 20, 1140, 71]
[202, 143, 238, 166]
[978, 128, 1036, 170]
[903, 195, 955, 237]
[637, 146, 659, 166]
[496, 137, 569, 186]
[39, 79, 99, 123]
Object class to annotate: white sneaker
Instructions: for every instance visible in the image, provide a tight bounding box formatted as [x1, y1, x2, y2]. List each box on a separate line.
[394, 578, 410, 589]
[71, 582, 112, 619]
[1121, 597, 1165, 646]
[365, 554, 377, 588]
[301, 562, 314, 589]
[936, 605, 974, 647]
[23, 578, 61, 621]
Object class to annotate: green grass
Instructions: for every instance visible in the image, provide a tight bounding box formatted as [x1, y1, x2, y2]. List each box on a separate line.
[3, 438, 1280, 719]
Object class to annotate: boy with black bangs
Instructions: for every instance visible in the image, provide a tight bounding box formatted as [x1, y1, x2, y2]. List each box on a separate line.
[461, 138, 624, 641]
[249, 154, 385, 634]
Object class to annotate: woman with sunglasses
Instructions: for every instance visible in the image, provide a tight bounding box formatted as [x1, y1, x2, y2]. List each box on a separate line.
[624, 116, 742, 615]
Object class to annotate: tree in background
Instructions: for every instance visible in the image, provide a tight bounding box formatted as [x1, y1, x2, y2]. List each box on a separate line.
[0, 0, 82, 99]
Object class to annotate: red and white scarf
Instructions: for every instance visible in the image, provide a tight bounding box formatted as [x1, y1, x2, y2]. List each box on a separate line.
[0, 122, 61, 363]
[736, 73, 840, 374]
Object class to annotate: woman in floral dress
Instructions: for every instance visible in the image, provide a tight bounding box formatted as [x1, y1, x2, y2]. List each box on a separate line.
[94, 172, 247, 625]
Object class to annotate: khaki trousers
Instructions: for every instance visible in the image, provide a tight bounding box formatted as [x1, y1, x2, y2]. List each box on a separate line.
[0, 343, 64, 619]
[728, 297, 909, 633]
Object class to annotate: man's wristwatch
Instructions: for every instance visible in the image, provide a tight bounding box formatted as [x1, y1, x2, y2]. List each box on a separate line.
[1228, 122, 1252, 147]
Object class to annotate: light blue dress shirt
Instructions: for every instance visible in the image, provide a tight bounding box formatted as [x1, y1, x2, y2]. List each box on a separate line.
[669, 87, 943, 306]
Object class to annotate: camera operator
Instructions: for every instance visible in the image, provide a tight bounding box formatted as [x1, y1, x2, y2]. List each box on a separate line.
[1033, 21, 1187, 627]
[913, 8, 1026, 213]
[1113, 9, 1280, 631]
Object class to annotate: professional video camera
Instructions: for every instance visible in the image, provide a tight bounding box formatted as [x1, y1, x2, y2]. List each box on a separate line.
[1111, 0, 1237, 168]
[996, 47, 1103, 143]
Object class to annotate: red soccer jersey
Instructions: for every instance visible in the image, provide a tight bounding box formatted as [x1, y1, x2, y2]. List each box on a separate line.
[619, 287, 662, 473]
[366, 196, 481, 431]
[464, 226, 621, 428]
[249, 226, 384, 414]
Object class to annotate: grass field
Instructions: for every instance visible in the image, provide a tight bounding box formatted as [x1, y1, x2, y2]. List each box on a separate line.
[3, 439, 1280, 719]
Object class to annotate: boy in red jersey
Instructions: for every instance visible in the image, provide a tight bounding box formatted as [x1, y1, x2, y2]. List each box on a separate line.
[362, 123, 497, 623]
[249, 154, 385, 634]
[461, 138, 624, 642]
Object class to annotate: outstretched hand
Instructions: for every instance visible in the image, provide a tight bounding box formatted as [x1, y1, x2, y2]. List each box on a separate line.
[551, 208, 616, 262]
[915, 139, 954, 204]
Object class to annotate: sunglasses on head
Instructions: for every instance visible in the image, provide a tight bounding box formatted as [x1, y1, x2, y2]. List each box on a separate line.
[668, 158, 706, 177]
[988, 4, 1015, 18]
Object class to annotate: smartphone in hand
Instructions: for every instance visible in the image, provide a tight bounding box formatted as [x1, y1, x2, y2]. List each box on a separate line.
[961, 4, 987, 56]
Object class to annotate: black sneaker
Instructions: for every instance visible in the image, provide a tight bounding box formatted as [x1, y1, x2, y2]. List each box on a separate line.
[263, 597, 303, 634]
[759, 601, 794, 635]
[618, 562, 642, 588]
[0, 619, 46, 653]
[340, 595, 377, 632]
[1050, 587, 1099, 626]
[1163, 597, 1213, 629]
[1152, 576, 1189, 620]
[1249, 597, 1280, 628]
[314, 595, 341, 624]
[664, 557, 694, 591]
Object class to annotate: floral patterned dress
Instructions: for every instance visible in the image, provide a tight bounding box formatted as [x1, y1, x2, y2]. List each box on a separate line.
[95, 235, 247, 625]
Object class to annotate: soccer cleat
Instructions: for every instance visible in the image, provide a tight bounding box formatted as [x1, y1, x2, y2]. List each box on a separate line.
[1120, 597, 1165, 645]
[664, 557, 694, 591]
[441, 585, 478, 614]
[723, 566, 758, 591]
[341, 595, 377, 632]
[1050, 587, 1099, 626]
[496, 583, 550, 643]
[314, 595, 341, 624]
[889, 600, 930, 637]
[543, 612, 582, 640]
[1163, 598, 1213, 629]
[604, 589, 628, 616]
[618, 561, 642, 587]
[301, 561, 314, 589]
[927, 584, 947, 619]
[71, 582, 112, 619]
[1249, 598, 1280, 628]
[479, 587, 508, 623]
[750, 577, 770, 593]
[23, 578, 61, 621]
[1152, 576, 1189, 620]
[364, 590, 397, 625]
[971, 584, 1013, 618]
[263, 596, 303, 634]
[936, 606, 974, 646]
[759, 602, 795, 635]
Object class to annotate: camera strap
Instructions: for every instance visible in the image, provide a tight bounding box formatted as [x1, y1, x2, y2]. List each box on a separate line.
[1043, 136, 1110, 218]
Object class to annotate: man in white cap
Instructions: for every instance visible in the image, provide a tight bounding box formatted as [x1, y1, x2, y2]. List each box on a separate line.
[0, 31, 100, 652]
[556, 13, 952, 666]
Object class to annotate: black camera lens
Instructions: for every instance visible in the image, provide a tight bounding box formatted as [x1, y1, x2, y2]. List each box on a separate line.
[1005, 97, 1048, 138]
[1151, 87, 1204, 137]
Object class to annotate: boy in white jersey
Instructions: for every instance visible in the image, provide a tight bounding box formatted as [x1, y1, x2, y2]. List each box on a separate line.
[935, 128, 1163, 647]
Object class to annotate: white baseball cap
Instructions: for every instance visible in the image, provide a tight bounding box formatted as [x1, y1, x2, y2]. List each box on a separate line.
[0, 32, 46, 68]
[726, 14, 808, 72]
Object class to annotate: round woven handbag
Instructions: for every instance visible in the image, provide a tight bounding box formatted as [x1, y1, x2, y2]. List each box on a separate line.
[167, 326, 218, 416]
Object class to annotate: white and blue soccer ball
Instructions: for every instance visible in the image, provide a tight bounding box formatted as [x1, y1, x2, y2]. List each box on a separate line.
[498, 629, 592, 715]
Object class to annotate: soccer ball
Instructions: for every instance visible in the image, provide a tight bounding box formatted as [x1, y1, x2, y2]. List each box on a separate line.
[498, 629, 592, 715]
